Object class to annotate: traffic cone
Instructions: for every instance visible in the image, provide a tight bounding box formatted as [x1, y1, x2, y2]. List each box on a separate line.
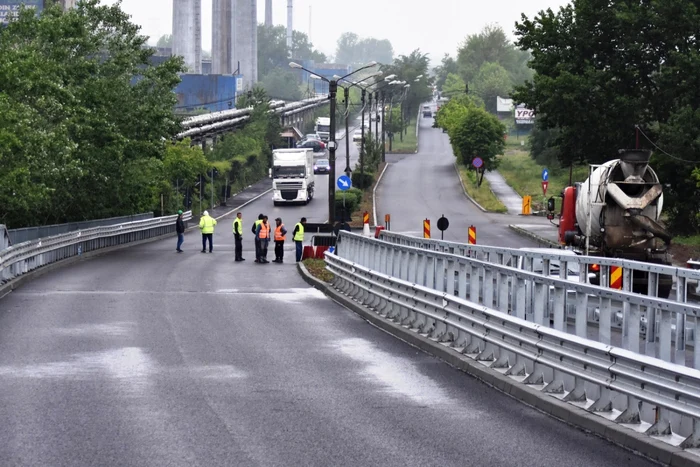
[362, 211, 370, 237]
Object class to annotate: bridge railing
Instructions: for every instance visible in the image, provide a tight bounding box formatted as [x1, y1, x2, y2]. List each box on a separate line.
[328, 231, 700, 447]
[0, 212, 191, 287]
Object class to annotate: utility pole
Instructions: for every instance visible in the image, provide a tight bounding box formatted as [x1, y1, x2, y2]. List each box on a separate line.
[360, 88, 366, 179]
[381, 92, 387, 163]
[328, 79, 338, 223]
[344, 86, 351, 177]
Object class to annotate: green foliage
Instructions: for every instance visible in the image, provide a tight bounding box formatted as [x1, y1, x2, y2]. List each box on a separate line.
[0, 1, 184, 227]
[434, 54, 459, 91]
[472, 63, 513, 114]
[382, 50, 433, 120]
[450, 106, 506, 169]
[335, 187, 363, 219]
[352, 171, 375, 190]
[442, 73, 467, 100]
[513, 0, 700, 234]
[335, 32, 394, 66]
[260, 69, 302, 101]
[156, 34, 172, 48]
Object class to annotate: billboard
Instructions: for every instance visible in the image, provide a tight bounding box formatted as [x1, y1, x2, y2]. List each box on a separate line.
[0, 1, 43, 25]
[496, 96, 514, 113]
[515, 104, 535, 125]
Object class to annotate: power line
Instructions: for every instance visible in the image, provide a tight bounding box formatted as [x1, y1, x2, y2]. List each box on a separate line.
[635, 125, 699, 164]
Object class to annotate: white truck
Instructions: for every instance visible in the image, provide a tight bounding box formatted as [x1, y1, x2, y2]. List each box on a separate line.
[271, 148, 315, 206]
[314, 117, 331, 142]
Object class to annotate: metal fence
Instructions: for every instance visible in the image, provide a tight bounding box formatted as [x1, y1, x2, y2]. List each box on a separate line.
[1, 225, 9, 252]
[6, 213, 155, 246]
[1, 212, 191, 286]
[329, 231, 700, 446]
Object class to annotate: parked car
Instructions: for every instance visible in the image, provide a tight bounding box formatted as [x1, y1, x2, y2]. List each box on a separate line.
[352, 130, 363, 142]
[313, 159, 331, 174]
[296, 139, 326, 152]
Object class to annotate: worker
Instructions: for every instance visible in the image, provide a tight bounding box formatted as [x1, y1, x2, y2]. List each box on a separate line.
[293, 217, 307, 262]
[175, 210, 185, 253]
[252, 213, 264, 263]
[232, 212, 244, 261]
[273, 217, 287, 263]
[199, 210, 217, 253]
[256, 215, 271, 263]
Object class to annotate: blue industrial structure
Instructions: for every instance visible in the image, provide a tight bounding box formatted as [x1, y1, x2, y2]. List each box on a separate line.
[174, 74, 239, 113]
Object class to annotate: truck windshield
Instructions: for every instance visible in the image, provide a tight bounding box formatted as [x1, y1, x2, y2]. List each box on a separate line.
[274, 165, 306, 178]
[316, 124, 330, 133]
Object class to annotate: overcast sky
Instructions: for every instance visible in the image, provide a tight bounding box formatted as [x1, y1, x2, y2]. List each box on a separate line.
[106, 0, 570, 65]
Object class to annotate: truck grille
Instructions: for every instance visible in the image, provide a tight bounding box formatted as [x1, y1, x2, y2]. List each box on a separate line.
[277, 182, 303, 190]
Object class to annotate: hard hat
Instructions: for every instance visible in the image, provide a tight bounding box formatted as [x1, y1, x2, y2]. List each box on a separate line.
[178, 210, 183, 215]
[203, 210, 209, 216]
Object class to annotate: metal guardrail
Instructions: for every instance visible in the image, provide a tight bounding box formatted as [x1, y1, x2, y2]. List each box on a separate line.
[0, 212, 192, 286]
[1, 225, 10, 252]
[379, 231, 700, 302]
[328, 232, 700, 447]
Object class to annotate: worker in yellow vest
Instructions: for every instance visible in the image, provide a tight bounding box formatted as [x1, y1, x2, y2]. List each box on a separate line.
[293, 217, 307, 262]
[252, 213, 263, 263]
[232, 212, 245, 261]
[199, 210, 217, 253]
[273, 217, 288, 263]
[255, 215, 271, 263]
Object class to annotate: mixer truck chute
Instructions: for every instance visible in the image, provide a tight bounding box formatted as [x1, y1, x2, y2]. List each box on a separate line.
[548, 149, 673, 297]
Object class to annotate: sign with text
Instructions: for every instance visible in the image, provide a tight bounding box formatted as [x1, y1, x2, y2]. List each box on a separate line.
[0, 1, 43, 25]
[515, 104, 535, 125]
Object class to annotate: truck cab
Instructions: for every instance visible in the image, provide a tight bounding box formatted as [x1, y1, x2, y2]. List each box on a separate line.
[314, 117, 331, 142]
[271, 149, 315, 206]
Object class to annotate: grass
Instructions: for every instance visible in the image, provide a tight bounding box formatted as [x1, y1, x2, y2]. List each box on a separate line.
[303, 258, 334, 282]
[387, 118, 418, 154]
[457, 166, 508, 213]
[497, 150, 589, 211]
[673, 235, 700, 247]
[348, 162, 386, 228]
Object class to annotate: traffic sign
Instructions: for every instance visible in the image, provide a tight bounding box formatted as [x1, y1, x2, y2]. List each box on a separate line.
[472, 157, 484, 169]
[542, 168, 549, 181]
[542, 181, 549, 196]
[437, 215, 449, 231]
[337, 175, 352, 191]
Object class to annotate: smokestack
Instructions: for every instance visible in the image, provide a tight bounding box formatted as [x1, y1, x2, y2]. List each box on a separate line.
[308, 6, 311, 43]
[231, 0, 258, 87]
[212, 0, 232, 74]
[265, 0, 272, 26]
[286, 0, 293, 50]
[172, 0, 202, 73]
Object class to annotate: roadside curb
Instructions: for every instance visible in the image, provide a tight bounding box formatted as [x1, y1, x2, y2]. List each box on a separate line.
[508, 224, 560, 248]
[372, 163, 390, 227]
[296, 260, 698, 467]
[453, 161, 488, 213]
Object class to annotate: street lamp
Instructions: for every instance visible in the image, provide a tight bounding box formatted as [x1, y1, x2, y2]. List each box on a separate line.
[370, 78, 403, 162]
[289, 61, 379, 224]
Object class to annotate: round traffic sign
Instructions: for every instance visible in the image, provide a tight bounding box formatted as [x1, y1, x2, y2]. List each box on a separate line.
[472, 157, 484, 169]
[542, 168, 549, 181]
[437, 215, 449, 231]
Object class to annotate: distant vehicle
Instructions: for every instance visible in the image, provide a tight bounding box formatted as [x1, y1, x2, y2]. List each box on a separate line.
[370, 113, 380, 122]
[302, 133, 322, 141]
[314, 117, 331, 141]
[271, 148, 315, 206]
[423, 109, 432, 117]
[296, 139, 326, 152]
[313, 159, 331, 174]
[352, 130, 363, 142]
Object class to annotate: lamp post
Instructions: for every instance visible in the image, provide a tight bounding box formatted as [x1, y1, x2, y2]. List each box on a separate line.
[290, 61, 378, 224]
[365, 76, 397, 163]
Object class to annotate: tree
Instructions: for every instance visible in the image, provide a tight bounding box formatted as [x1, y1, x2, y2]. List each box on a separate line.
[382, 49, 433, 120]
[451, 107, 506, 169]
[335, 32, 394, 66]
[513, 0, 700, 234]
[442, 73, 467, 100]
[434, 54, 458, 91]
[257, 24, 289, 78]
[292, 31, 326, 63]
[156, 34, 172, 48]
[471, 62, 512, 114]
[457, 24, 532, 86]
[0, 1, 184, 227]
[260, 69, 302, 101]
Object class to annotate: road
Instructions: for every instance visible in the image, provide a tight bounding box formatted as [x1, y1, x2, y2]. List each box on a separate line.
[0, 116, 654, 466]
[376, 110, 549, 248]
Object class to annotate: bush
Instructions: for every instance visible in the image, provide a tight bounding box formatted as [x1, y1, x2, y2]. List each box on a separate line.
[334, 187, 364, 220]
[352, 171, 375, 190]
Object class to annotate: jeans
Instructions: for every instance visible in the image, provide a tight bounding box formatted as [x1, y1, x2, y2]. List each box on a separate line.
[202, 233, 213, 252]
[176, 233, 184, 251]
[295, 241, 303, 262]
[275, 241, 284, 260]
[254, 238, 261, 260]
[234, 235, 243, 260]
[260, 239, 269, 260]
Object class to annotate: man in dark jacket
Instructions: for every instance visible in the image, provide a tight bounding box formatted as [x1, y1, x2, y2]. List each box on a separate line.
[175, 210, 185, 253]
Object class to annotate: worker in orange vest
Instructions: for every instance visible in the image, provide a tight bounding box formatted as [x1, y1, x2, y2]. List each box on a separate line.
[255, 215, 271, 263]
[273, 217, 288, 263]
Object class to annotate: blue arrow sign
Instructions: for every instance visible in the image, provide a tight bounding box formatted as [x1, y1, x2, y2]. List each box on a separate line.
[337, 175, 352, 191]
[542, 168, 549, 182]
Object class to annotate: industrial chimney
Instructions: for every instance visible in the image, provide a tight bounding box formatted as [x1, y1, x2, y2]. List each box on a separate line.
[172, 0, 202, 73]
[212, 0, 232, 74]
[265, 0, 272, 26]
[286, 0, 293, 50]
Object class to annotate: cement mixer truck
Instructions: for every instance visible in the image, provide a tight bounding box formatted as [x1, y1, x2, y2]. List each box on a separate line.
[549, 149, 673, 297]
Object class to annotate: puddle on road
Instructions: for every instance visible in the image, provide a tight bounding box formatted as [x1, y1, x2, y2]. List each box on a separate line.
[50, 322, 135, 337]
[333, 337, 468, 409]
[215, 288, 326, 303]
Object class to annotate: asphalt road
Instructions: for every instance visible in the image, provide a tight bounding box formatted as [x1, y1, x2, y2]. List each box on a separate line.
[0, 117, 654, 466]
[376, 109, 551, 248]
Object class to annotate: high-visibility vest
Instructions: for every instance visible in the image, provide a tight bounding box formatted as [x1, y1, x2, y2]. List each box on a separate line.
[258, 222, 270, 239]
[294, 223, 304, 242]
[233, 218, 243, 236]
[274, 224, 286, 241]
[199, 215, 217, 234]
